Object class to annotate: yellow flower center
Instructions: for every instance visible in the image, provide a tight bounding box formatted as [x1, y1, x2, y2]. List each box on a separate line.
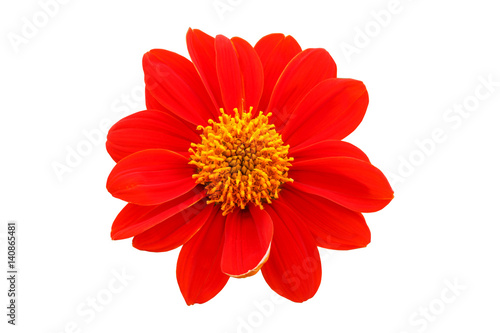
[189, 108, 293, 215]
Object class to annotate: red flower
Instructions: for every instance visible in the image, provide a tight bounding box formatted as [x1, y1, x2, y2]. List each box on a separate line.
[106, 28, 394, 305]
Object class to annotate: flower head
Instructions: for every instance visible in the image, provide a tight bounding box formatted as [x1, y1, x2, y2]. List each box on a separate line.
[106, 29, 394, 305]
[190, 108, 293, 215]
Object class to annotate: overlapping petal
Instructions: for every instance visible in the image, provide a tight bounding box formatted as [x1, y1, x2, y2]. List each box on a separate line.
[143, 49, 217, 125]
[106, 110, 199, 162]
[106, 29, 394, 305]
[254, 34, 302, 111]
[145, 88, 169, 112]
[177, 207, 228, 305]
[221, 205, 273, 278]
[132, 202, 213, 252]
[290, 139, 370, 163]
[261, 201, 322, 303]
[279, 188, 370, 249]
[188, 30, 264, 115]
[215, 35, 244, 114]
[186, 28, 223, 110]
[111, 185, 206, 240]
[267, 48, 337, 130]
[231, 37, 264, 111]
[106, 149, 196, 205]
[281, 78, 369, 147]
[289, 156, 394, 212]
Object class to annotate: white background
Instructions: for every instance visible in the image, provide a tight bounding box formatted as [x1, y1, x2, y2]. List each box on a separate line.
[1, 0, 499, 332]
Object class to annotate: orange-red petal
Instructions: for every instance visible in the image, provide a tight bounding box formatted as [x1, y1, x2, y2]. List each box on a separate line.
[281, 78, 368, 147]
[106, 110, 199, 162]
[145, 88, 169, 112]
[267, 48, 336, 130]
[186, 28, 223, 109]
[254, 33, 286, 61]
[289, 157, 394, 212]
[221, 205, 273, 278]
[290, 139, 370, 163]
[231, 37, 264, 111]
[106, 149, 196, 205]
[110, 186, 206, 240]
[132, 202, 213, 252]
[279, 188, 371, 250]
[215, 35, 244, 114]
[143, 49, 217, 125]
[254, 34, 302, 112]
[177, 208, 228, 305]
[261, 202, 321, 303]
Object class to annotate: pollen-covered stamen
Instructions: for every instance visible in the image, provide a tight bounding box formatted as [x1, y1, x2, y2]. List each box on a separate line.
[189, 108, 293, 216]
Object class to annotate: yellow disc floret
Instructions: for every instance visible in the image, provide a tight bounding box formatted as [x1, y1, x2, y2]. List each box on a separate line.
[189, 108, 293, 215]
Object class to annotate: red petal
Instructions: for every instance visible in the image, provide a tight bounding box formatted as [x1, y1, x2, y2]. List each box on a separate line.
[289, 157, 394, 212]
[254, 34, 302, 112]
[254, 33, 285, 59]
[261, 202, 321, 303]
[322, 243, 363, 250]
[143, 49, 217, 125]
[145, 88, 168, 112]
[177, 208, 229, 305]
[215, 35, 243, 114]
[231, 37, 264, 111]
[267, 48, 336, 130]
[132, 201, 213, 252]
[279, 188, 370, 250]
[221, 206, 273, 278]
[106, 149, 196, 205]
[186, 28, 223, 109]
[290, 140, 370, 163]
[111, 185, 206, 240]
[106, 110, 199, 162]
[281, 78, 368, 147]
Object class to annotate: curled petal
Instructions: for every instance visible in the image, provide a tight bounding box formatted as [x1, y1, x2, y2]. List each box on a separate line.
[221, 205, 273, 278]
